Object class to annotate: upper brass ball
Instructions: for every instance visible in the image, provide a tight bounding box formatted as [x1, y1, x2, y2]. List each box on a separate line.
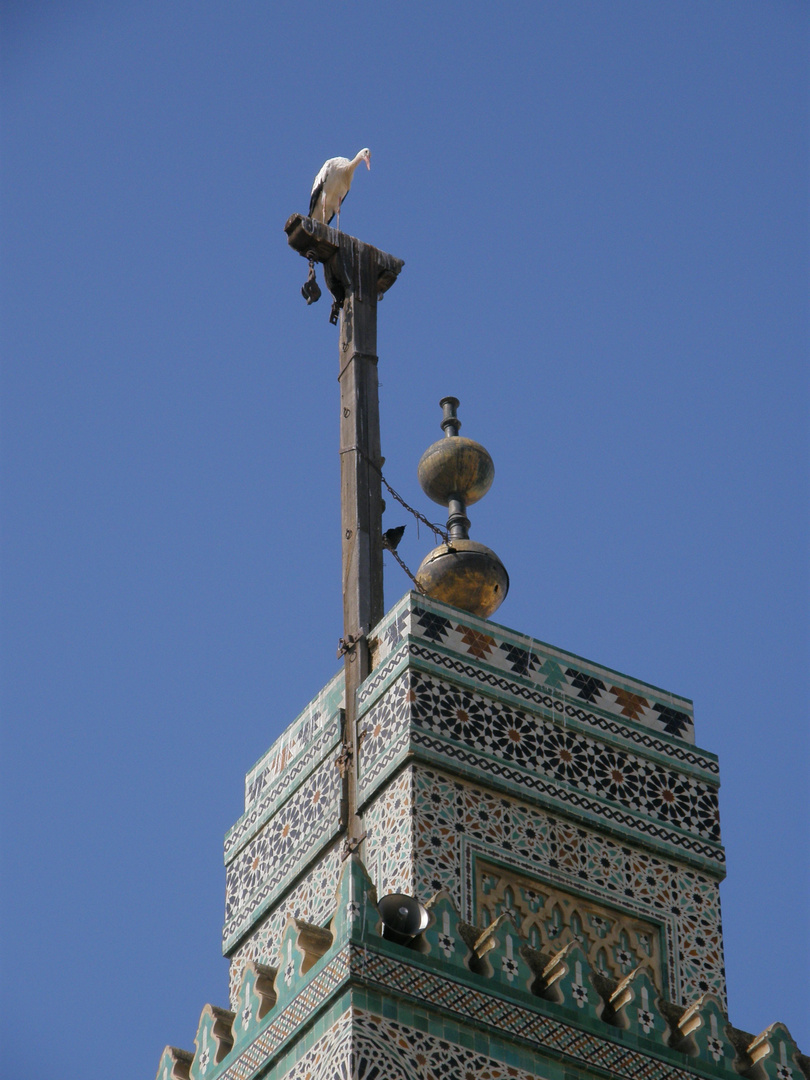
[418, 436, 494, 508]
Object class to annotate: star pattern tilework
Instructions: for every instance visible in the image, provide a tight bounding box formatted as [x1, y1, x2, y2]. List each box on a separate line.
[361, 768, 415, 898]
[276, 1009, 352, 1080]
[223, 753, 342, 949]
[359, 670, 721, 849]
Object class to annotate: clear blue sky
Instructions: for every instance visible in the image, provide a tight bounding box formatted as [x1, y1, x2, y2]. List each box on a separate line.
[2, 4, 807, 1077]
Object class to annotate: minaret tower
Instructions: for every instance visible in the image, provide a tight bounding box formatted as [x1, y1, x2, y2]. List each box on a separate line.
[154, 216, 807, 1080]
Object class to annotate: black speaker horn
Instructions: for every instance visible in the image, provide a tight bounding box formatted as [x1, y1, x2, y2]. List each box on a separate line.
[377, 893, 430, 945]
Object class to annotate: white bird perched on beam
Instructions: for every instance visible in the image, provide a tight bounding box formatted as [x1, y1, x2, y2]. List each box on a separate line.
[309, 148, 371, 230]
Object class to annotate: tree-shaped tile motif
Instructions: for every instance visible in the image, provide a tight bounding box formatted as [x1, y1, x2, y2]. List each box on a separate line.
[610, 686, 650, 722]
[537, 657, 567, 690]
[383, 610, 409, 651]
[566, 668, 606, 703]
[413, 607, 452, 643]
[653, 703, 692, 738]
[189, 1005, 234, 1080]
[499, 642, 538, 676]
[457, 624, 495, 659]
[418, 890, 469, 973]
[231, 961, 277, 1048]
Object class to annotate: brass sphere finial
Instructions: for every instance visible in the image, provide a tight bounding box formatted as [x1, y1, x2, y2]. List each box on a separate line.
[415, 398, 508, 619]
[418, 397, 495, 516]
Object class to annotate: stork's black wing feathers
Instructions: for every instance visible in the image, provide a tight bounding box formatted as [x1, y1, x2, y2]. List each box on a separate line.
[309, 181, 324, 218]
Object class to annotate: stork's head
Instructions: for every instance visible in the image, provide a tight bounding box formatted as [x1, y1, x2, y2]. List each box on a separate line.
[359, 148, 371, 170]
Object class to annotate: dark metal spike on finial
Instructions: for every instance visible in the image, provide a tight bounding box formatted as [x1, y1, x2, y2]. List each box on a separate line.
[440, 396, 461, 437]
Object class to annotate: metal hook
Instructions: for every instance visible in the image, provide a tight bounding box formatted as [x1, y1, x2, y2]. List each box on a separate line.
[301, 253, 321, 305]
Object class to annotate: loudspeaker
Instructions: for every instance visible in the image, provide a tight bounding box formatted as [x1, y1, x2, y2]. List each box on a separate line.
[377, 893, 431, 945]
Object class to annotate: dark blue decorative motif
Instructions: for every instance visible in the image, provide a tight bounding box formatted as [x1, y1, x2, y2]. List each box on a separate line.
[653, 704, 691, 738]
[499, 643, 538, 676]
[566, 668, 607, 703]
[413, 607, 453, 643]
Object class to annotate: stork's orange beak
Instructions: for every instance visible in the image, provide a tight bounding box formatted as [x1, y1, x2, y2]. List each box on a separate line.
[365, 156, 371, 169]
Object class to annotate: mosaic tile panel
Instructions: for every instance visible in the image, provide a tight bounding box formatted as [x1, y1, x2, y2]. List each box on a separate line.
[358, 669, 722, 868]
[360, 767, 414, 899]
[223, 752, 343, 951]
[364, 638, 717, 775]
[369, 593, 697, 743]
[349, 1010, 543, 1080]
[235, 944, 709, 1080]
[227, 843, 342, 1007]
[364, 764, 726, 1005]
[199, 935, 799, 1080]
[276, 1007, 352, 1080]
[362, 641, 715, 776]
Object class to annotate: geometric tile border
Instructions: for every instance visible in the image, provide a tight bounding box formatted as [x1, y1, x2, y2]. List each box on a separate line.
[241, 671, 343, 812]
[276, 1006, 352, 1080]
[214, 954, 351, 1080]
[362, 640, 716, 775]
[359, 669, 723, 868]
[217, 946, 713, 1080]
[361, 768, 415, 902]
[369, 593, 697, 743]
[225, 712, 341, 861]
[348, 958, 703, 1080]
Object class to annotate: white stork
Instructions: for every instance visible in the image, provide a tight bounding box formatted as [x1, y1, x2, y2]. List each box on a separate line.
[309, 148, 371, 230]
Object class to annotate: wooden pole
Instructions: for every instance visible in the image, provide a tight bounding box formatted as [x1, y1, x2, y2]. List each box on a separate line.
[284, 215, 404, 855]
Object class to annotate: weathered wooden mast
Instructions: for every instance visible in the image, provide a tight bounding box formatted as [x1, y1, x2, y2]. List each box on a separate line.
[285, 213, 404, 854]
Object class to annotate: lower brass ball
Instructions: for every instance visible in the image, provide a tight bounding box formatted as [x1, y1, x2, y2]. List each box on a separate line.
[415, 540, 509, 619]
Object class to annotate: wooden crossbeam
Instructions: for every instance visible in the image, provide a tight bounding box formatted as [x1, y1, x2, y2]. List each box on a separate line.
[284, 214, 404, 296]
